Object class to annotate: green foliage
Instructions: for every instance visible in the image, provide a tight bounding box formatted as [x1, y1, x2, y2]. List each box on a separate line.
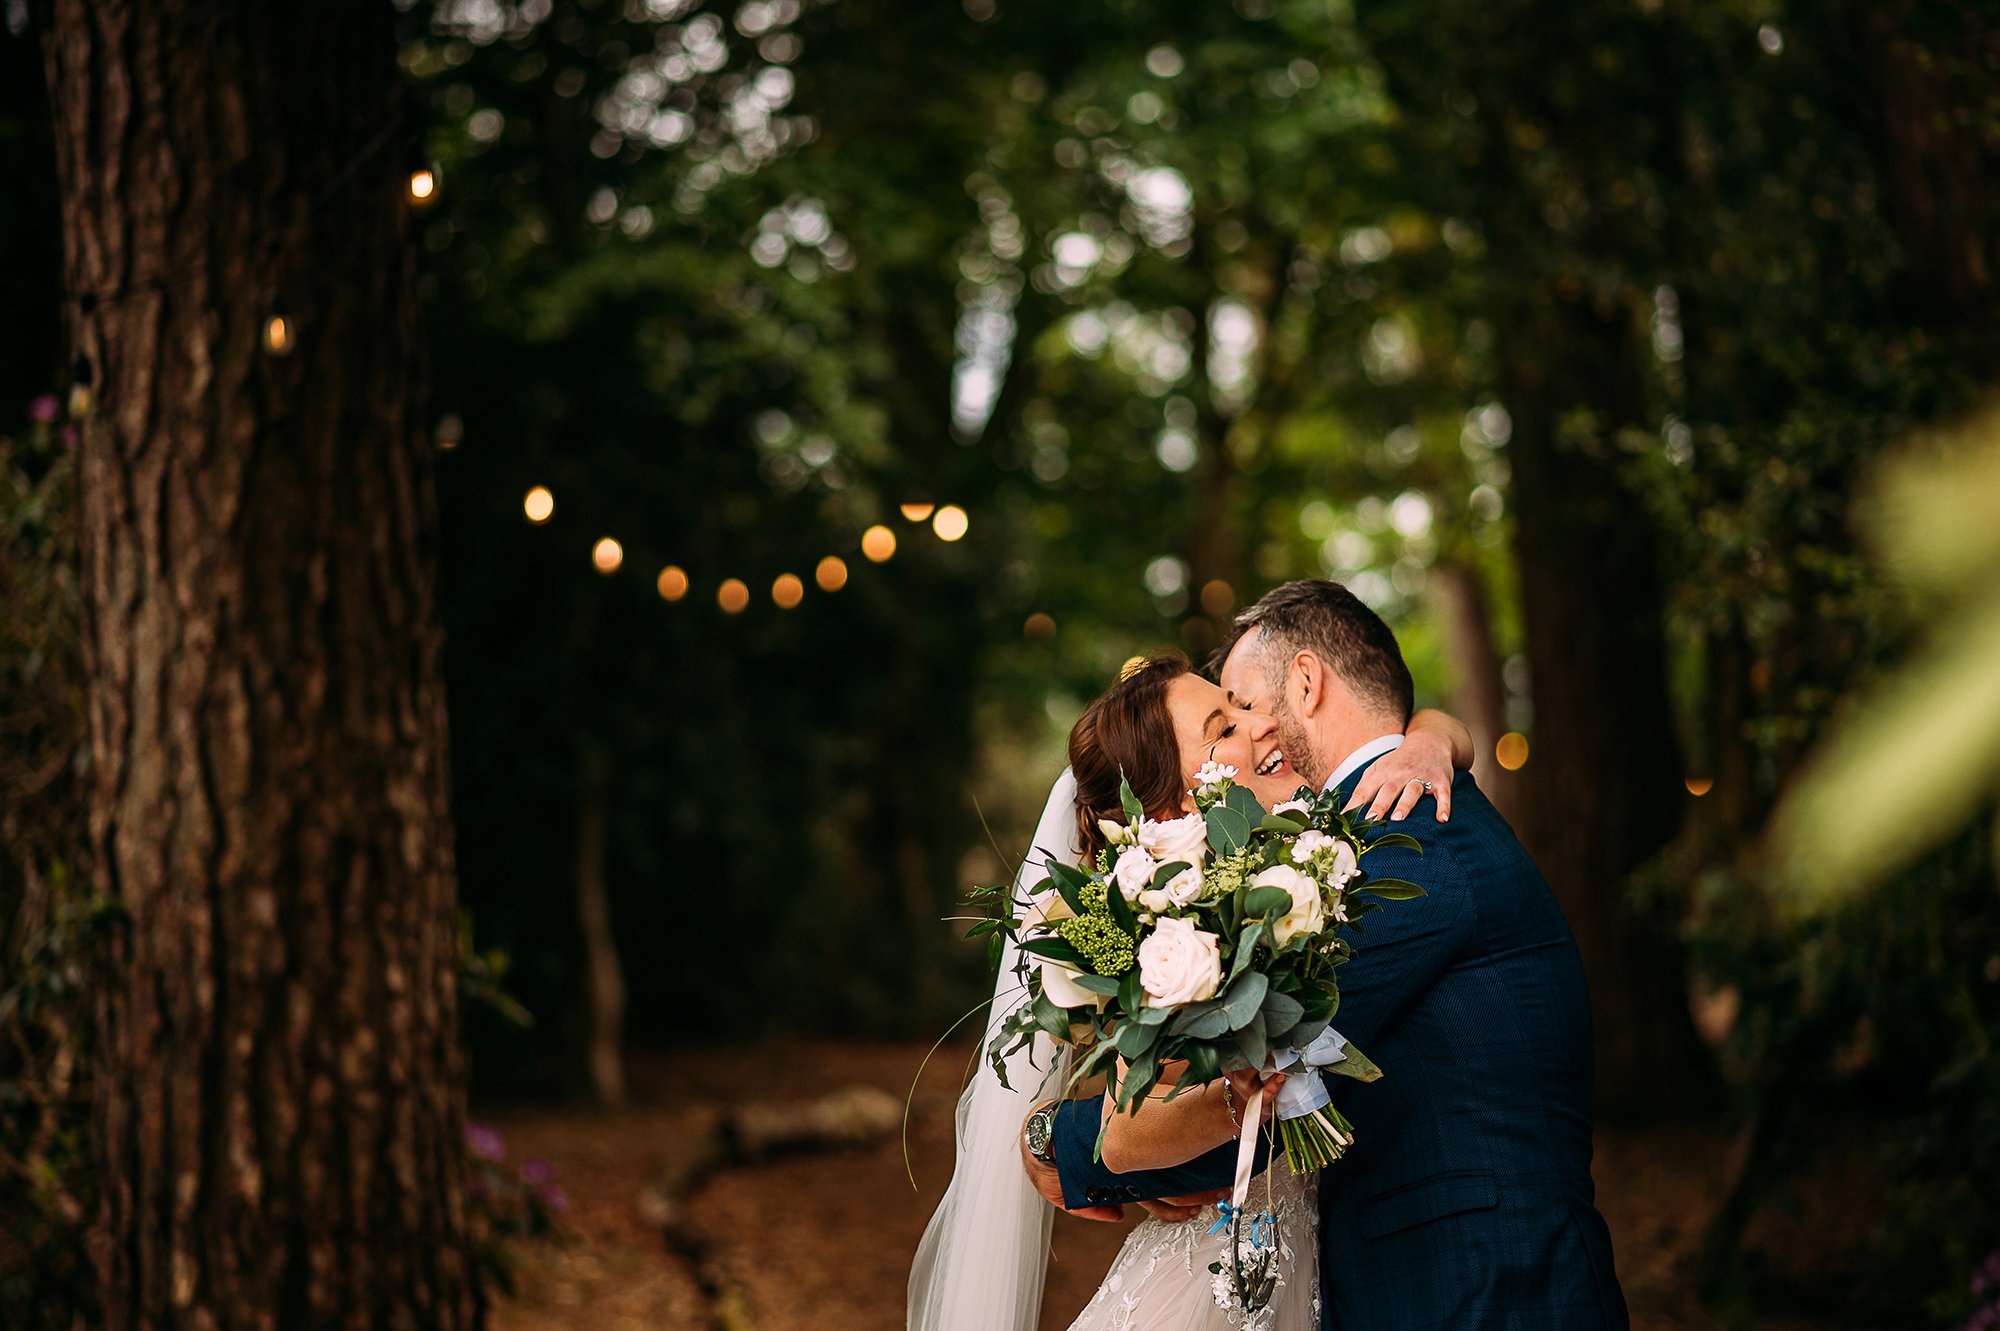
[0, 401, 94, 1330]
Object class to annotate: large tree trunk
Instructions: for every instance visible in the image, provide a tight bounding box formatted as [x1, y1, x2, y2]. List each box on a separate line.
[1501, 298, 1713, 1119]
[43, 4, 480, 1327]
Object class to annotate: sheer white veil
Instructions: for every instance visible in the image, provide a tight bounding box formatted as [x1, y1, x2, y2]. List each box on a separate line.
[907, 768, 1085, 1331]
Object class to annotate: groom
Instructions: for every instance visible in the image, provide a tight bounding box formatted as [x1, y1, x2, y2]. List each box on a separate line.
[1021, 579, 1629, 1328]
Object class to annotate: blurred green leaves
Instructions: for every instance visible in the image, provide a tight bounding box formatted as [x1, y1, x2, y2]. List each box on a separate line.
[1772, 408, 2000, 909]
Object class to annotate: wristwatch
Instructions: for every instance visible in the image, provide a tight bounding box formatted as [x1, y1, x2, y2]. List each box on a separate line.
[1024, 1100, 1060, 1166]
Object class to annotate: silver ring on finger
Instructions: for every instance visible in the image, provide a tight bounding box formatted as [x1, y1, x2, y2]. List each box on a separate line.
[1419, 779, 1433, 794]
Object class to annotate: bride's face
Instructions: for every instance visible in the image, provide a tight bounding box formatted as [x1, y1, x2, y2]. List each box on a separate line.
[1163, 674, 1306, 811]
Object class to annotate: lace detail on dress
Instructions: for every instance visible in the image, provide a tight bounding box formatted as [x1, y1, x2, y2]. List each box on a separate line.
[1063, 1165, 1321, 1331]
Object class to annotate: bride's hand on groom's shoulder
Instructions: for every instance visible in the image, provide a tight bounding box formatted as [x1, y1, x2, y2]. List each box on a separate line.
[1346, 727, 1460, 822]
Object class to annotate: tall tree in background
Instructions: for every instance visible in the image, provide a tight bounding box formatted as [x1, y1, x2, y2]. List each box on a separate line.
[42, 3, 479, 1325]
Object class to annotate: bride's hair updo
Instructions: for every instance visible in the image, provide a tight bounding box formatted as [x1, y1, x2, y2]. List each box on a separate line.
[1067, 651, 1192, 860]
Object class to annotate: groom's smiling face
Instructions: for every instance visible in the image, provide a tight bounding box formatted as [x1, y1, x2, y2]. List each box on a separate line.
[1217, 632, 1325, 794]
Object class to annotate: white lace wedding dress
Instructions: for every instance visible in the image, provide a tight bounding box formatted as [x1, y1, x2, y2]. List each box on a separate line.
[1064, 1162, 1320, 1331]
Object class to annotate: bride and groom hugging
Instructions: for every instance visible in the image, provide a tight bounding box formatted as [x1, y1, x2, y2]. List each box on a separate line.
[911, 578, 1629, 1330]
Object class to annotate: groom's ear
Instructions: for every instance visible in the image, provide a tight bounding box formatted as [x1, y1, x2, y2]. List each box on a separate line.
[1293, 650, 1327, 718]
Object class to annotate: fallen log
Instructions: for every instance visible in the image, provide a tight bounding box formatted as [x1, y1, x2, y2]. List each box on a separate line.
[637, 1084, 903, 1331]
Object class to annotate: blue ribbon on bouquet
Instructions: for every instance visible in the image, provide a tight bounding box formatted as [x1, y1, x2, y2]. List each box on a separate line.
[1208, 1202, 1275, 1250]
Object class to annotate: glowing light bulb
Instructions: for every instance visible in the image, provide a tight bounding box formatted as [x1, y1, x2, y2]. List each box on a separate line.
[772, 573, 805, 609]
[592, 537, 624, 573]
[860, 524, 897, 563]
[1685, 777, 1713, 797]
[900, 502, 936, 522]
[815, 556, 849, 592]
[263, 313, 292, 356]
[932, 505, 969, 542]
[657, 565, 689, 601]
[1495, 732, 1529, 772]
[1023, 612, 1056, 640]
[408, 167, 437, 203]
[717, 578, 750, 614]
[523, 486, 555, 523]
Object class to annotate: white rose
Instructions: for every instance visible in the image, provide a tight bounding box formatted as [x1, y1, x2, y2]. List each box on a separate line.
[1136, 916, 1223, 1008]
[1252, 863, 1326, 947]
[1161, 865, 1204, 906]
[1272, 798, 1311, 817]
[1136, 887, 1171, 915]
[1326, 839, 1360, 889]
[1290, 829, 1335, 864]
[1137, 812, 1208, 868]
[1037, 955, 1109, 1010]
[1109, 846, 1159, 902]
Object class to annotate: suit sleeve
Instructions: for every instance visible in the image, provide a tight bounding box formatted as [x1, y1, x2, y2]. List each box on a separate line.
[1051, 1095, 1272, 1208]
[1320, 832, 1474, 1053]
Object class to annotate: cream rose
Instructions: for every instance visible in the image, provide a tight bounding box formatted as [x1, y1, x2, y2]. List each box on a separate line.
[1037, 955, 1109, 1010]
[1137, 916, 1223, 1008]
[1136, 812, 1208, 868]
[1253, 863, 1326, 947]
[1325, 839, 1360, 889]
[1136, 866, 1203, 918]
[1109, 846, 1159, 902]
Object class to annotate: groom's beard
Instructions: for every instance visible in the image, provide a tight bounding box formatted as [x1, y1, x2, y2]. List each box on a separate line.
[1270, 698, 1323, 794]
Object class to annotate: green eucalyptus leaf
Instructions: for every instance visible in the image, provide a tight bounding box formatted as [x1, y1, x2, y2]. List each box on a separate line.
[1365, 832, 1423, 854]
[1206, 806, 1253, 855]
[1361, 878, 1427, 900]
[1228, 920, 1267, 983]
[1260, 988, 1304, 1032]
[1119, 771, 1144, 822]
[1240, 886, 1293, 919]
[1325, 1039, 1383, 1083]
[1220, 971, 1269, 1028]
[1019, 936, 1089, 967]
[1151, 860, 1193, 889]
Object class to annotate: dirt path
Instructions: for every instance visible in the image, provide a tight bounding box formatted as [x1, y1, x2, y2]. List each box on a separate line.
[482, 1042, 1855, 1331]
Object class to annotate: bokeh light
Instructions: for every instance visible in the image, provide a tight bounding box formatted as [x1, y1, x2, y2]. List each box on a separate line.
[591, 537, 623, 573]
[932, 505, 969, 542]
[815, 555, 849, 592]
[1496, 732, 1530, 771]
[861, 524, 897, 562]
[900, 502, 936, 522]
[523, 486, 555, 523]
[717, 578, 750, 614]
[1023, 612, 1056, 640]
[1685, 777, 1714, 797]
[656, 565, 689, 602]
[1200, 579, 1235, 617]
[408, 168, 437, 203]
[772, 573, 805, 609]
[263, 314, 292, 356]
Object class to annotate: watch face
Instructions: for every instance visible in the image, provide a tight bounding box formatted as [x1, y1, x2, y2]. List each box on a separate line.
[1026, 1111, 1053, 1158]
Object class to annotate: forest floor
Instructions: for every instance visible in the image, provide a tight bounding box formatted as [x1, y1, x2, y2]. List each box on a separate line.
[479, 1041, 1878, 1331]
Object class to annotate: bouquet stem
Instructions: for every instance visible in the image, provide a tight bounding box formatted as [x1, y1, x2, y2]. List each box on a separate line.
[1278, 1104, 1353, 1174]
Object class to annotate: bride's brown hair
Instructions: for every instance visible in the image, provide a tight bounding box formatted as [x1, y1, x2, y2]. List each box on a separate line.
[1067, 651, 1193, 860]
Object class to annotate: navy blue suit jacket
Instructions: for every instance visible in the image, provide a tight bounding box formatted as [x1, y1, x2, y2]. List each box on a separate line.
[1052, 761, 1629, 1329]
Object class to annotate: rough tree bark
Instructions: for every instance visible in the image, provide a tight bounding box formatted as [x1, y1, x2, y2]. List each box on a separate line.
[43, 3, 479, 1327]
[1500, 298, 1713, 1119]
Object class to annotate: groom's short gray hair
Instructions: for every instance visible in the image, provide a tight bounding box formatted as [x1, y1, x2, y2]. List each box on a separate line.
[1212, 579, 1415, 723]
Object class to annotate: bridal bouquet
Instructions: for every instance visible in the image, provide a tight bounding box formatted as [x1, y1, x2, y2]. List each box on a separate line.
[974, 764, 1423, 1175]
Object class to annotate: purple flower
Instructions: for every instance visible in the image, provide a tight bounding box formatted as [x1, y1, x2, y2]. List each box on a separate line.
[26, 394, 60, 424]
[519, 1157, 555, 1186]
[465, 1121, 506, 1162]
[540, 1185, 570, 1215]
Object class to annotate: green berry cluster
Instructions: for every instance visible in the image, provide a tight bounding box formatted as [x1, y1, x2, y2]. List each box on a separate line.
[1057, 911, 1136, 977]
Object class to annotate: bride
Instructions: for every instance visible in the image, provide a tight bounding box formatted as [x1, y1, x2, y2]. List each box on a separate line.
[909, 650, 1469, 1331]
